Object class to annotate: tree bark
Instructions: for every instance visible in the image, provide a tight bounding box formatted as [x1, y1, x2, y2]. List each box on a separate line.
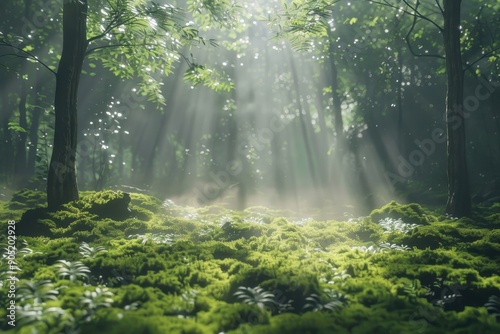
[26, 88, 43, 178]
[327, 28, 345, 150]
[14, 79, 28, 185]
[443, 0, 471, 216]
[0, 75, 15, 182]
[47, 0, 88, 210]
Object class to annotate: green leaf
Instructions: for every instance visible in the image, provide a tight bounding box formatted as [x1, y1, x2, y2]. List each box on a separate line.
[8, 122, 26, 133]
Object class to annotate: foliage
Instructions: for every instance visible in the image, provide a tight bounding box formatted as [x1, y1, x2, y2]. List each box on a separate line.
[303, 289, 347, 312]
[0, 193, 500, 332]
[234, 286, 276, 310]
[79, 242, 108, 258]
[78, 287, 115, 322]
[17, 280, 59, 304]
[370, 201, 431, 226]
[485, 295, 500, 320]
[55, 260, 92, 283]
[378, 217, 418, 234]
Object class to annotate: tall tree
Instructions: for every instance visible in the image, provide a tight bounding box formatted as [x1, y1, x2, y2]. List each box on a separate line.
[2, 0, 234, 209]
[47, 0, 88, 209]
[442, 0, 469, 215]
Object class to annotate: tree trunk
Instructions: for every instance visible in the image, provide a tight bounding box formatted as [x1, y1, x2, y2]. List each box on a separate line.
[26, 93, 42, 178]
[14, 79, 28, 185]
[0, 76, 15, 182]
[327, 28, 345, 150]
[47, 0, 88, 210]
[443, 0, 470, 216]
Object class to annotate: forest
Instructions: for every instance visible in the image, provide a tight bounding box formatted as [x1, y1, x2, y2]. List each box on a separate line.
[0, 0, 499, 333]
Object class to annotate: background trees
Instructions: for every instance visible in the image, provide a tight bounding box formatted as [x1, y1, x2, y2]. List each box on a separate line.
[1, 0, 499, 216]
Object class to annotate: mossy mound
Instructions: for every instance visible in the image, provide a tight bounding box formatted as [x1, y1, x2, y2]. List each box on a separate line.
[16, 190, 154, 239]
[8, 188, 46, 209]
[214, 221, 263, 241]
[370, 200, 432, 225]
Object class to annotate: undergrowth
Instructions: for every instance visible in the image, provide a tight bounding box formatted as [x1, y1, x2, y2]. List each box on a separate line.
[0, 190, 499, 333]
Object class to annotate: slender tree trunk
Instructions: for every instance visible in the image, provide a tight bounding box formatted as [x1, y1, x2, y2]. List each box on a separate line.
[443, 0, 470, 216]
[47, 0, 88, 210]
[14, 79, 28, 185]
[0, 76, 15, 182]
[288, 54, 320, 188]
[397, 49, 404, 156]
[327, 28, 345, 150]
[27, 83, 43, 178]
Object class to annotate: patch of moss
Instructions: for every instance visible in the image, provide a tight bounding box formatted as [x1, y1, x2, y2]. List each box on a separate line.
[134, 272, 183, 295]
[17, 207, 56, 237]
[370, 200, 431, 225]
[214, 222, 263, 241]
[81, 312, 210, 334]
[348, 218, 383, 242]
[239, 312, 348, 334]
[198, 301, 269, 333]
[8, 189, 46, 209]
[129, 193, 163, 213]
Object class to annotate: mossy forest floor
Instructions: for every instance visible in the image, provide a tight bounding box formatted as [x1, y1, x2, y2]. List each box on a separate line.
[1, 189, 500, 333]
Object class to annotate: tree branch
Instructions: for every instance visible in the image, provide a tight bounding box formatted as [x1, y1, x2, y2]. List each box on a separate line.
[463, 46, 500, 73]
[0, 42, 56, 76]
[403, 1, 445, 60]
[369, 0, 443, 32]
[434, 0, 444, 16]
[85, 42, 162, 56]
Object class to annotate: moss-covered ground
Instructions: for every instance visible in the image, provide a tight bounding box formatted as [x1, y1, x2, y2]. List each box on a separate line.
[0, 190, 499, 333]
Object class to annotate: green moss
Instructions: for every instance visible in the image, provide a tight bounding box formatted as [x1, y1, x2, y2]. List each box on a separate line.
[214, 222, 263, 241]
[37, 237, 81, 264]
[81, 312, 211, 334]
[129, 193, 163, 212]
[469, 239, 500, 257]
[370, 200, 431, 225]
[2, 192, 500, 333]
[129, 205, 154, 221]
[8, 189, 46, 209]
[134, 272, 183, 295]
[348, 219, 383, 242]
[198, 302, 269, 333]
[237, 312, 349, 334]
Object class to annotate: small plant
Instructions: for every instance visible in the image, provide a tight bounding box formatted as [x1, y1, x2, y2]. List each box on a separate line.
[445, 213, 459, 221]
[378, 217, 418, 234]
[17, 303, 66, 329]
[351, 245, 380, 254]
[403, 279, 419, 302]
[234, 286, 276, 310]
[128, 233, 178, 245]
[172, 289, 199, 317]
[318, 261, 351, 285]
[17, 280, 59, 304]
[0, 261, 20, 288]
[485, 295, 500, 320]
[276, 298, 294, 314]
[292, 217, 313, 226]
[424, 278, 466, 311]
[79, 242, 107, 258]
[78, 287, 114, 322]
[55, 260, 91, 282]
[244, 216, 265, 224]
[379, 242, 411, 251]
[303, 290, 347, 312]
[124, 302, 140, 311]
[351, 243, 410, 254]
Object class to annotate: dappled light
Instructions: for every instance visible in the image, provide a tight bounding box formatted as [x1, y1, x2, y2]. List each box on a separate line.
[1, 0, 499, 333]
